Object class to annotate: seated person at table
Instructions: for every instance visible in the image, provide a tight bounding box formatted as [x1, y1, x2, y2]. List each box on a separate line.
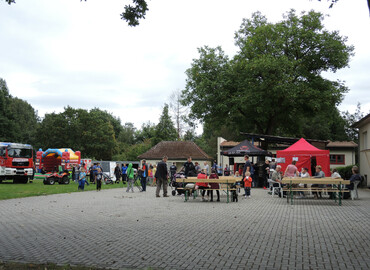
[312, 165, 325, 199]
[284, 160, 299, 178]
[195, 169, 210, 202]
[348, 166, 361, 190]
[207, 169, 220, 202]
[331, 168, 341, 179]
[328, 168, 342, 199]
[297, 167, 310, 198]
[271, 165, 284, 197]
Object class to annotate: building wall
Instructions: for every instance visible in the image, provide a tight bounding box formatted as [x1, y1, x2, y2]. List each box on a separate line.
[328, 149, 356, 169]
[217, 137, 226, 167]
[358, 123, 370, 187]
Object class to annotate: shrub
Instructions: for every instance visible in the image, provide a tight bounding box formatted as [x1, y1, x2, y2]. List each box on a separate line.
[335, 165, 357, 180]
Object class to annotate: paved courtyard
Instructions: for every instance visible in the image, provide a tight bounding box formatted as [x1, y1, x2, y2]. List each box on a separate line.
[0, 185, 369, 270]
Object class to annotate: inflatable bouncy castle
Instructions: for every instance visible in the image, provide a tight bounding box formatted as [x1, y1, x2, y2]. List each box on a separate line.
[36, 148, 81, 172]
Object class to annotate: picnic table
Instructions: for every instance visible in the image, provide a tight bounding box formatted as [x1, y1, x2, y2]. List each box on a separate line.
[175, 176, 239, 203]
[281, 177, 350, 206]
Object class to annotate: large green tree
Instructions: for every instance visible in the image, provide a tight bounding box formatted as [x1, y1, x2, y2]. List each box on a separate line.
[182, 10, 354, 140]
[0, 78, 38, 144]
[153, 104, 177, 145]
[36, 107, 118, 160]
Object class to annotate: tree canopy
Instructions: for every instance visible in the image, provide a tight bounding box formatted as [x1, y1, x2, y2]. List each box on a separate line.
[182, 10, 354, 141]
[0, 78, 39, 144]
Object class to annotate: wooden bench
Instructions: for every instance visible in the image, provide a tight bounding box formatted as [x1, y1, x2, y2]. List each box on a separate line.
[281, 177, 350, 206]
[176, 176, 239, 203]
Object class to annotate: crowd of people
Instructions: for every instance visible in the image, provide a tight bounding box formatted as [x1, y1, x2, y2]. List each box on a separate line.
[269, 160, 362, 199]
[55, 154, 362, 201]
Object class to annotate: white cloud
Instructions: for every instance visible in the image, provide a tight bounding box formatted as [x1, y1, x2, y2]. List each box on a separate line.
[0, 0, 369, 129]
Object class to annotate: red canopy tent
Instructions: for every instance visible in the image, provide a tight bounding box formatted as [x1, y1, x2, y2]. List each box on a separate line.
[276, 138, 330, 176]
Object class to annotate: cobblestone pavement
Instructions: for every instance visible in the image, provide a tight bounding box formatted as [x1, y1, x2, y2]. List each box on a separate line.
[0, 185, 369, 270]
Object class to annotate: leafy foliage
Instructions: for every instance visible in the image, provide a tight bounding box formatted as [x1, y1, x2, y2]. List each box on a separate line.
[182, 10, 354, 141]
[0, 78, 39, 144]
[36, 107, 118, 160]
[342, 103, 367, 143]
[335, 164, 357, 180]
[120, 0, 149, 27]
[153, 104, 178, 145]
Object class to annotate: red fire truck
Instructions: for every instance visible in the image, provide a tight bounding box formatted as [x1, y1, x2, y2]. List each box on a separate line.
[0, 142, 34, 183]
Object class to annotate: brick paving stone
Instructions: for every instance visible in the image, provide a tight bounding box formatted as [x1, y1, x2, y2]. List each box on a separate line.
[0, 187, 369, 269]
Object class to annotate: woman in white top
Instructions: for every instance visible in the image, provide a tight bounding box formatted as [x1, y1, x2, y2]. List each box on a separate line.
[331, 168, 341, 179]
[297, 167, 310, 198]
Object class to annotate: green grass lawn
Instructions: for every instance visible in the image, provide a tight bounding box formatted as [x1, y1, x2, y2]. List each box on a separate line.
[0, 179, 126, 200]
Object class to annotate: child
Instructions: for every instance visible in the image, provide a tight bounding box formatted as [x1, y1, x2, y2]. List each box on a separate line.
[297, 167, 309, 198]
[78, 167, 89, 191]
[243, 171, 252, 198]
[208, 169, 220, 202]
[95, 168, 103, 191]
[126, 163, 135, 193]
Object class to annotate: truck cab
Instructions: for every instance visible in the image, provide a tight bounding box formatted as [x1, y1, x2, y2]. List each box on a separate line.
[0, 142, 34, 183]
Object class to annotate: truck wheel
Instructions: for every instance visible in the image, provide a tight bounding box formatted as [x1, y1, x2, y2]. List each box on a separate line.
[22, 177, 28, 184]
[62, 176, 70, 185]
[49, 177, 55, 185]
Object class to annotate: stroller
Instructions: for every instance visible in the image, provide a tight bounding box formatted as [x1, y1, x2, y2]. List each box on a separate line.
[103, 173, 114, 184]
[133, 169, 142, 191]
[170, 171, 187, 196]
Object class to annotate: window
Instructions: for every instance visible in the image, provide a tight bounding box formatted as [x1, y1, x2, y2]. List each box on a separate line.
[330, 154, 345, 165]
[7, 148, 33, 158]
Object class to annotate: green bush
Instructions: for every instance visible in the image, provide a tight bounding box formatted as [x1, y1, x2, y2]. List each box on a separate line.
[335, 164, 356, 180]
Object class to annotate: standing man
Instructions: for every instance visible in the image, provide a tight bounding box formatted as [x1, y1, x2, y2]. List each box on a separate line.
[155, 156, 169, 197]
[114, 163, 121, 184]
[182, 156, 196, 177]
[242, 155, 252, 179]
[140, 159, 148, 192]
[262, 159, 270, 189]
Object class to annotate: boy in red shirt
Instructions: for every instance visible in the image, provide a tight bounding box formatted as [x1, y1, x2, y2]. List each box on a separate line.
[243, 171, 253, 198]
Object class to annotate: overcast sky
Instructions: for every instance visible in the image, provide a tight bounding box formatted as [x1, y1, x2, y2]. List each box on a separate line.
[0, 0, 369, 132]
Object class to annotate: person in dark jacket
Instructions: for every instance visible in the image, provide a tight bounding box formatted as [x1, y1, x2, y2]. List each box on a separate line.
[348, 166, 362, 190]
[155, 156, 169, 197]
[114, 163, 121, 183]
[182, 156, 196, 177]
[170, 162, 177, 180]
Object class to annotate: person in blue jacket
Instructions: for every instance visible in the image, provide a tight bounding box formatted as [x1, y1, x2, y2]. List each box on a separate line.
[140, 160, 148, 192]
[121, 163, 128, 184]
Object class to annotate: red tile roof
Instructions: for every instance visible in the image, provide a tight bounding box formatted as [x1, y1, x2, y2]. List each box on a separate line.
[138, 141, 212, 160]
